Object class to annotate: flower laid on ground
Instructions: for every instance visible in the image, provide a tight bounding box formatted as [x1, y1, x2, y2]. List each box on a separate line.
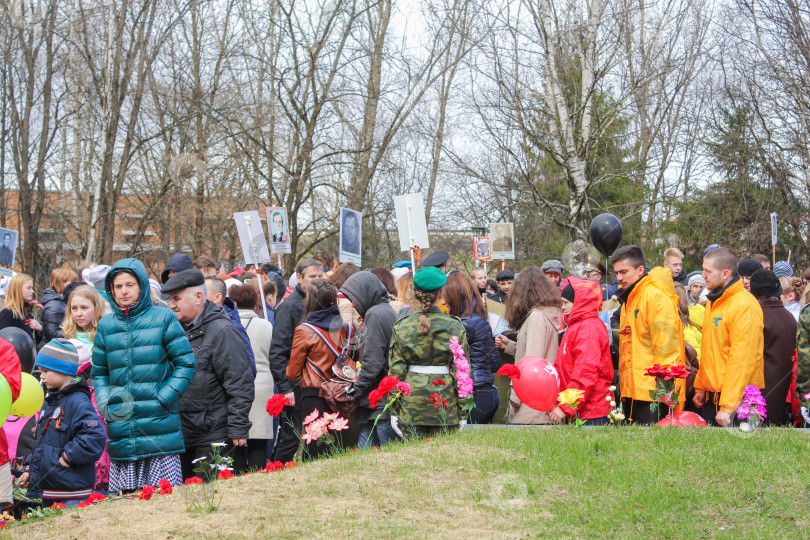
[218, 469, 234, 480]
[87, 492, 107, 504]
[140, 485, 156, 500]
[644, 363, 689, 414]
[184, 476, 203, 485]
[497, 364, 521, 380]
[430, 393, 448, 410]
[265, 461, 285, 472]
[266, 394, 291, 417]
[557, 388, 585, 409]
[432, 379, 446, 386]
[50, 502, 66, 510]
[285, 461, 298, 468]
[159, 478, 173, 495]
[737, 385, 767, 428]
[450, 336, 474, 399]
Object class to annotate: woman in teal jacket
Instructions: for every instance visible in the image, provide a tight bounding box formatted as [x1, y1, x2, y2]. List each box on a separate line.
[92, 258, 196, 492]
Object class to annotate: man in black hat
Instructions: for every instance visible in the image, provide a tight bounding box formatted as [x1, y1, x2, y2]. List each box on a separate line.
[487, 270, 514, 303]
[737, 258, 763, 291]
[163, 269, 254, 477]
[421, 250, 449, 272]
[161, 253, 193, 284]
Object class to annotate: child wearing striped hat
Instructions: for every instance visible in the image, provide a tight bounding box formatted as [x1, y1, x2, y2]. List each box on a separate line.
[18, 339, 106, 507]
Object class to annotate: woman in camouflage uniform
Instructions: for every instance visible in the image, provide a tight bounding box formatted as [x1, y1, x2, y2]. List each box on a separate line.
[388, 267, 468, 437]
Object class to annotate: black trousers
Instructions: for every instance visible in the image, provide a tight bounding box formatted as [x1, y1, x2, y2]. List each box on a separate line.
[300, 390, 338, 460]
[621, 398, 668, 425]
[272, 386, 302, 463]
[181, 441, 244, 481]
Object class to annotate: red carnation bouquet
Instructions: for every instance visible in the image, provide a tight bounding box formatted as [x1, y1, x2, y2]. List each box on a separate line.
[266, 394, 291, 417]
[644, 363, 689, 415]
[497, 364, 520, 380]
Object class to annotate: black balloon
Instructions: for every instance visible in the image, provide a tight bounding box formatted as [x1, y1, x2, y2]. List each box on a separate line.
[0, 327, 36, 374]
[589, 213, 623, 257]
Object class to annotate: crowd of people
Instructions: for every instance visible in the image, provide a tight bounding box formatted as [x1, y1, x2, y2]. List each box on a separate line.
[0, 241, 808, 510]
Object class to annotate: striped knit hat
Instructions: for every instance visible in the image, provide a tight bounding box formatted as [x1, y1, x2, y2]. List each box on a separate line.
[36, 339, 82, 376]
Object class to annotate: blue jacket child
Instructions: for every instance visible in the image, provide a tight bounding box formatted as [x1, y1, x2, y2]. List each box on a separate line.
[24, 339, 106, 503]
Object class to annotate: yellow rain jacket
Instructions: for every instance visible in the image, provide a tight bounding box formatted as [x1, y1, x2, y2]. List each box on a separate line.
[694, 278, 764, 413]
[618, 267, 686, 404]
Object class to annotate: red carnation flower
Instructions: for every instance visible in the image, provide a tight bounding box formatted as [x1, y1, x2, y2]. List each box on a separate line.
[266, 394, 291, 417]
[140, 485, 156, 500]
[667, 364, 691, 380]
[644, 364, 672, 379]
[284, 461, 298, 468]
[87, 492, 107, 504]
[429, 393, 447, 410]
[497, 364, 521, 380]
[218, 469, 235, 480]
[432, 379, 446, 386]
[183, 476, 203, 485]
[158, 478, 173, 495]
[50, 502, 67, 510]
[78, 501, 90, 508]
[368, 375, 403, 409]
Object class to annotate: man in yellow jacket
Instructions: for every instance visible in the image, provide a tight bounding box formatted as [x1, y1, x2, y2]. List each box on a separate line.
[693, 247, 764, 426]
[611, 246, 685, 424]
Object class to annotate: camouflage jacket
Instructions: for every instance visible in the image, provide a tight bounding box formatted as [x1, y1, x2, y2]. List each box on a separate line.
[388, 307, 468, 427]
[796, 305, 810, 398]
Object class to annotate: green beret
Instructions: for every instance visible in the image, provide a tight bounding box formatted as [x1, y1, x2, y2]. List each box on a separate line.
[413, 266, 447, 291]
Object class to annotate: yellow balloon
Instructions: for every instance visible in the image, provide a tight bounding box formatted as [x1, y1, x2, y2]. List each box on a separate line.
[0, 374, 11, 427]
[10, 373, 44, 418]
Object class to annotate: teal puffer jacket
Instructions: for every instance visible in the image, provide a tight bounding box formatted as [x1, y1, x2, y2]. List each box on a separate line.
[91, 258, 196, 461]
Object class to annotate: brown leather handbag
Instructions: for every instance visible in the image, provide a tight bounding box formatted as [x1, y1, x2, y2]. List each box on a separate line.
[302, 323, 359, 417]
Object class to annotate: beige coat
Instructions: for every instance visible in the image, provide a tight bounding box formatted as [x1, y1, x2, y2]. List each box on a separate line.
[503, 307, 561, 424]
[239, 309, 275, 439]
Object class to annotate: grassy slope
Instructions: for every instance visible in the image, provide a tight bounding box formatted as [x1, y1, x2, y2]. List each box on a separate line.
[10, 427, 810, 539]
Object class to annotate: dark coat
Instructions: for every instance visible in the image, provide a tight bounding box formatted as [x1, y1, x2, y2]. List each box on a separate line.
[38, 288, 66, 348]
[222, 297, 256, 377]
[92, 258, 197, 461]
[180, 300, 255, 446]
[268, 284, 306, 394]
[486, 290, 506, 304]
[340, 272, 398, 422]
[0, 307, 33, 341]
[759, 296, 796, 426]
[27, 379, 106, 500]
[461, 314, 501, 388]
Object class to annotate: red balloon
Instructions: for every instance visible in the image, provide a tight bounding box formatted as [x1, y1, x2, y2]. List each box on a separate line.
[656, 416, 678, 427]
[512, 356, 559, 411]
[673, 410, 708, 427]
[656, 411, 709, 427]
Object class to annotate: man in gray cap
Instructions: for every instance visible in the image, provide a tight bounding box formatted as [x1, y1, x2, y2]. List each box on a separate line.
[421, 250, 449, 272]
[163, 269, 254, 478]
[540, 259, 564, 288]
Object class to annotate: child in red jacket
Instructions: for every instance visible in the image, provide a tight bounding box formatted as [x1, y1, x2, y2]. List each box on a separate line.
[0, 338, 22, 508]
[549, 278, 614, 425]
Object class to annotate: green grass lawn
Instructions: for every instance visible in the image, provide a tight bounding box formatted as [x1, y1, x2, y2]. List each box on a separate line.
[9, 426, 810, 538]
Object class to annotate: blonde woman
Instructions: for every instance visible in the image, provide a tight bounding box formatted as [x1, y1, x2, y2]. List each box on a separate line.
[0, 274, 42, 341]
[62, 285, 107, 353]
[780, 277, 803, 321]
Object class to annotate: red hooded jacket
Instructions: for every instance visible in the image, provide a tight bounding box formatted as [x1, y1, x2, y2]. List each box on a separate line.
[0, 338, 22, 465]
[555, 277, 614, 419]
